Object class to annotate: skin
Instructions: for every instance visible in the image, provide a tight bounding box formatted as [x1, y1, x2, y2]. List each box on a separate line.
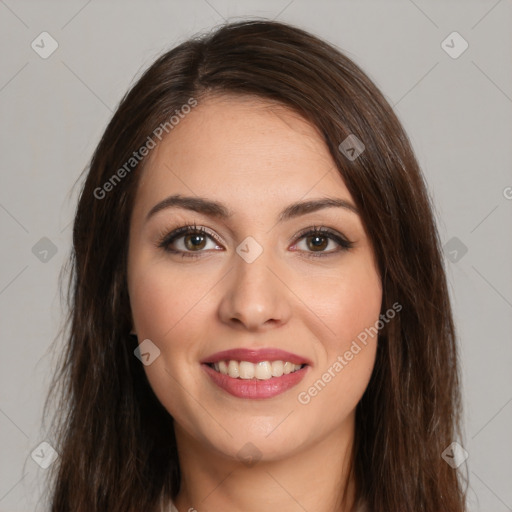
[127, 94, 382, 512]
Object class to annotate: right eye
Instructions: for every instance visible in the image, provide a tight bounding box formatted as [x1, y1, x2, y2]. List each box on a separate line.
[157, 224, 224, 258]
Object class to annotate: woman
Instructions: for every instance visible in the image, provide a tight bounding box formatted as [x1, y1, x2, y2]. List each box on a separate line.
[44, 19, 467, 512]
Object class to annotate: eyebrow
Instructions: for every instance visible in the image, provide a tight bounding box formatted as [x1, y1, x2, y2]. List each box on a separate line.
[145, 194, 359, 223]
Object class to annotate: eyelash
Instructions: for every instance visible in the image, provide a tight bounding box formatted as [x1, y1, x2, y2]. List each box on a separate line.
[156, 222, 354, 259]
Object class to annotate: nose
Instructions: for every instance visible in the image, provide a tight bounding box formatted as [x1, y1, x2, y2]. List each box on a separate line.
[217, 246, 292, 331]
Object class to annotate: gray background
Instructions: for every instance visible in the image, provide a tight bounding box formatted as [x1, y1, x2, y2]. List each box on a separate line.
[0, 0, 511, 511]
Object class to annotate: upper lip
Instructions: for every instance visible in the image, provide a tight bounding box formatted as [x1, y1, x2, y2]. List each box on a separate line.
[201, 348, 312, 366]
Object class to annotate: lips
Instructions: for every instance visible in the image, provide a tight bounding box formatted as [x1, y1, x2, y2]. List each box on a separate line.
[200, 348, 311, 399]
[201, 348, 312, 366]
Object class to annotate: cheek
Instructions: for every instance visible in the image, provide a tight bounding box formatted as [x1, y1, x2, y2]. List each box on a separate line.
[296, 276, 381, 423]
[333, 260, 381, 373]
[128, 259, 213, 391]
[295, 253, 382, 349]
[130, 275, 179, 336]
[334, 268, 382, 343]
[129, 258, 211, 339]
[294, 252, 381, 410]
[128, 261, 205, 419]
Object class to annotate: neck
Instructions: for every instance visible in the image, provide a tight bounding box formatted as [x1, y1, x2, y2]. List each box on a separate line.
[172, 412, 357, 512]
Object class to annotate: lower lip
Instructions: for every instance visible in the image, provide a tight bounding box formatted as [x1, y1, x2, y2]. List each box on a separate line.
[202, 363, 309, 399]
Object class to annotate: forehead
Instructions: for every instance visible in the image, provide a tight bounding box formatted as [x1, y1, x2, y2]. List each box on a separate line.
[134, 94, 352, 215]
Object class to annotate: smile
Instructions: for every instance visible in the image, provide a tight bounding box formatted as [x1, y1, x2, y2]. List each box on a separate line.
[201, 347, 311, 399]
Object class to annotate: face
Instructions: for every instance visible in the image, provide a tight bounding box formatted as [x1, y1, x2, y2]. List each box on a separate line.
[127, 94, 382, 462]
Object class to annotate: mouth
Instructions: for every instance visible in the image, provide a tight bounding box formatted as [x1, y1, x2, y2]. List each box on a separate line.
[201, 348, 311, 399]
[206, 360, 307, 380]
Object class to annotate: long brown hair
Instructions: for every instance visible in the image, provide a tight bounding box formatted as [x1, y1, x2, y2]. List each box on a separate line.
[43, 19, 467, 511]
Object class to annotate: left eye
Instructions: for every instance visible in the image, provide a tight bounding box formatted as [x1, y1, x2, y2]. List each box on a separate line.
[291, 227, 354, 256]
[293, 232, 341, 253]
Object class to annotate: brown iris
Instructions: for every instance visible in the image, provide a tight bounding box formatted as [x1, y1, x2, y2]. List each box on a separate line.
[184, 233, 207, 251]
[307, 234, 328, 251]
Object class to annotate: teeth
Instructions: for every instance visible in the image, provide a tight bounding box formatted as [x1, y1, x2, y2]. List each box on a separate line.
[283, 361, 294, 375]
[227, 360, 239, 378]
[239, 361, 255, 379]
[271, 360, 284, 377]
[255, 361, 272, 380]
[218, 360, 228, 375]
[211, 360, 303, 380]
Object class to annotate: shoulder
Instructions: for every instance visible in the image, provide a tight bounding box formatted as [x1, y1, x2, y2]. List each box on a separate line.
[159, 495, 179, 512]
[169, 499, 180, 512]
